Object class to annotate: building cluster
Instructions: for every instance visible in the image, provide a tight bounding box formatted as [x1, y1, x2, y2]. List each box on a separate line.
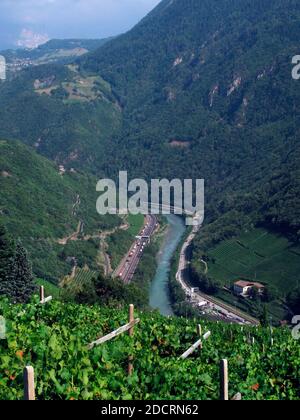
[7, 59, 33, 73]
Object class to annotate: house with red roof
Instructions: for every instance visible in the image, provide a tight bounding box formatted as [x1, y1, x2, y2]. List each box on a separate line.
[234, 281, 265, 297]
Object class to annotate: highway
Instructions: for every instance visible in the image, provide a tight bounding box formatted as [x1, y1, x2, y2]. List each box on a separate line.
[115, 215, 158, 284]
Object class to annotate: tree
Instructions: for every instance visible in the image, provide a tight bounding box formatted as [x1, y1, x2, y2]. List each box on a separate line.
[260, 305, 269, 327]
[0, 223, 15, 297]
[94, 274, 146, 309]
[287, 288, 300, 315]
[192, 270, 220, 295]
[263, 285, 279, 303]
[10, 244, 35, 303]
[249, 287, 259, 302]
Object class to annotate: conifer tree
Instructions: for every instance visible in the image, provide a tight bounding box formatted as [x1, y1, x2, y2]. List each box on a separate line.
[260, 305, 269, 327]
[0, 224, 15, 297]
[10, 243, 35, 303]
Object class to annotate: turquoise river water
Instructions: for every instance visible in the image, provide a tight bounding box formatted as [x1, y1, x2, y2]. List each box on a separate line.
[149, 215, 186, 316]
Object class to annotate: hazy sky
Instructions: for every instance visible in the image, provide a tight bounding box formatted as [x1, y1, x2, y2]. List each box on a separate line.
[0, 0, 161, 49]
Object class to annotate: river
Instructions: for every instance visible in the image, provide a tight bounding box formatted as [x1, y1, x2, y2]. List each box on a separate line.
[149, 214, 186, 316]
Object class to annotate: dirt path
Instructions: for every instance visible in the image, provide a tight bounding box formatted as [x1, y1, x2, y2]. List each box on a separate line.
[98, 223, 129, 276]
[57, 194, 83, 245]
[70, 259, 77, 279]
[57, 220, 83, 245]
[57, 196, 130, 278]
[99, 240, 113, 277]
[201, 259, 208, 274]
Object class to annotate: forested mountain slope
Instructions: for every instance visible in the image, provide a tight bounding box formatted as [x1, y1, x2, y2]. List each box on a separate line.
[80, 0, 300, 237]
[1, 0, 299, 213]
[0, 140, 121, 282]
[0, 63, 121, 173]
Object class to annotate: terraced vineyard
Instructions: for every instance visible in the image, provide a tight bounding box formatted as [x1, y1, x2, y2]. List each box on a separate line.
[73, 268, 98, 286]
[206, 228, 300, 294]
[0, 299, 299, 400]
[60, 267, 98, 299]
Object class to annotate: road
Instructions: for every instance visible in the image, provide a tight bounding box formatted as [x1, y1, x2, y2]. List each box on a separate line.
[115, 215, 158, 284]
[176, 226, 259, 325]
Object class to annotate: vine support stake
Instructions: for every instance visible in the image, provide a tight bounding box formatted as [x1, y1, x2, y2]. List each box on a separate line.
[179, 332, 210, 360]
[39, 286, 44, 303]
[197, 324, 202, 337]
[128, 304, 134, 376]
[24, 366, 35, 401]
[39, 285, 52, 304]
[220, 359, 229, 401]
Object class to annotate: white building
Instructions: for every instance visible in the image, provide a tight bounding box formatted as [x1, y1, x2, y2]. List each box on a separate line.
[234, 281, 265, 297]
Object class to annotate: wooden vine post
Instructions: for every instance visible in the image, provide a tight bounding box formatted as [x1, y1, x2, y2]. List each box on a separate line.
[39, 286, 44, 303]
[220, 359, 229, 401]
[39, 286, 52, 305]
[197, 324, 202, 337]
[128, 304, 135, 376]
[24, 366, 35, 401]
[197, 325, 203, 350]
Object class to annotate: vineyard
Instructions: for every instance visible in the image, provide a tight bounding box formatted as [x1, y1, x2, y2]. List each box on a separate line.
[207, 228, 300, 294]
[0, 298, 299, 400]
[72, 268, 98, 286]
[60, 268, 98, 299]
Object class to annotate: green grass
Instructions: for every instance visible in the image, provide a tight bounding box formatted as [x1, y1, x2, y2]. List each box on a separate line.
[127, 214, 144, 236]
[60, 74, 112, 104]
[36, 278, 60, 299]
[206, 228, 300, 295]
